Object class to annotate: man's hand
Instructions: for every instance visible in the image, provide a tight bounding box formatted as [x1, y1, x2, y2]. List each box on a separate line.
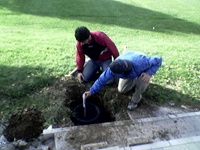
[140, 72, 151, 83]
[84, 91, 92, 99]
[77, 73, 84, 83]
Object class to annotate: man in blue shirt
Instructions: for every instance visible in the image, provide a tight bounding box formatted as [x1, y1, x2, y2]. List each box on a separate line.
[84, 51, 162, 110]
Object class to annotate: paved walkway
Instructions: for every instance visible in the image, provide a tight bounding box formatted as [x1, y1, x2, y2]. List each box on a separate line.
[43, 111, 200, 150]
[100, 135, 200, 150]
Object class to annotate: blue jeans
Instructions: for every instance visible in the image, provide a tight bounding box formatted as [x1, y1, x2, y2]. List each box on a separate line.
[82, 59, 114, 83]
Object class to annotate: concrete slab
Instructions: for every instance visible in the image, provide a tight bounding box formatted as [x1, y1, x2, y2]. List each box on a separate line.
[81, 142, 108, 150]
[126, 104, 190, 121]
[186, 142, 200, 150]
[104, 136, 200, 150]
[53, 111, 200, 150]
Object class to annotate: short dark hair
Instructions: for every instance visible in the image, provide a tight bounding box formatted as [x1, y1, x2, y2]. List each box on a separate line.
[75, 26, 90, 42]
[109, 59, 133, 74]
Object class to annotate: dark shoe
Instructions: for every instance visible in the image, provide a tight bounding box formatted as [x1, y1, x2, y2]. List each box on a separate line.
[127, 101, 138, 110]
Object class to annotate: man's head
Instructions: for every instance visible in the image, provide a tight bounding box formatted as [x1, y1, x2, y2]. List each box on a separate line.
[109, 59, 133, 74]
[75, 26, 90, 43]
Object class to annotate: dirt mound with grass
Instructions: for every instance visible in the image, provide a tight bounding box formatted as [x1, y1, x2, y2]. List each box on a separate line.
[3, 107, 45, 142]
[2, 76, 199, 145]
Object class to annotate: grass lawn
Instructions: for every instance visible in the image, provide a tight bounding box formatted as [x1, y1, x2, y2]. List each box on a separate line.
[0, 0, 200, 125]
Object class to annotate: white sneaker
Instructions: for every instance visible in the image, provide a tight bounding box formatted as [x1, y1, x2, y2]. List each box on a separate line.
[127, 101, 138, 110]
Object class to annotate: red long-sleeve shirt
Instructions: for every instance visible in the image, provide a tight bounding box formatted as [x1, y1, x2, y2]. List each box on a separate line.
[76, 31, 119, 72]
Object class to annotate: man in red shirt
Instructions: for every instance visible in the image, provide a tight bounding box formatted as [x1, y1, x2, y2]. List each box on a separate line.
[75, 26, 119, 83]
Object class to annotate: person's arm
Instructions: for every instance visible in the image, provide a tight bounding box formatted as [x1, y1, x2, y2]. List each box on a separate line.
[76, 42, 85, 72]
[90, 68, 115, 94]
[145, 56, 162, 76]
[94, 32, 119, 59]
[76, 42, 86, 83]
[140, 72, 151, 83]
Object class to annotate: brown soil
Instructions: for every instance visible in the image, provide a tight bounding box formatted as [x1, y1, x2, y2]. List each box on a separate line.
[2, 76, 199, 144]
[3, 107, 45, 142]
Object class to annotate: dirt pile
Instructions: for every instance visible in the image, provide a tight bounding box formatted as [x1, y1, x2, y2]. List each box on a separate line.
[3, 107, 45, 142]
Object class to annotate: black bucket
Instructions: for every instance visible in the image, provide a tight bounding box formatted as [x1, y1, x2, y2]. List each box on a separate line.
[71, 103, 100, 125]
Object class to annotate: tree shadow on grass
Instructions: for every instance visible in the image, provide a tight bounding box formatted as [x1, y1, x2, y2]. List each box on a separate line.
[143, 83, 200, 109]
[0, 0, 200, 35]
[0, 65, 56, 99]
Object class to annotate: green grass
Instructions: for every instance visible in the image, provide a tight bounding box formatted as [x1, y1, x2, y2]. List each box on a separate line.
[0, 0, 200, 124]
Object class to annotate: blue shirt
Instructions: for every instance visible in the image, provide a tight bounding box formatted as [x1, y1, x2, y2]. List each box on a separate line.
[90, 51, 162, 94]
